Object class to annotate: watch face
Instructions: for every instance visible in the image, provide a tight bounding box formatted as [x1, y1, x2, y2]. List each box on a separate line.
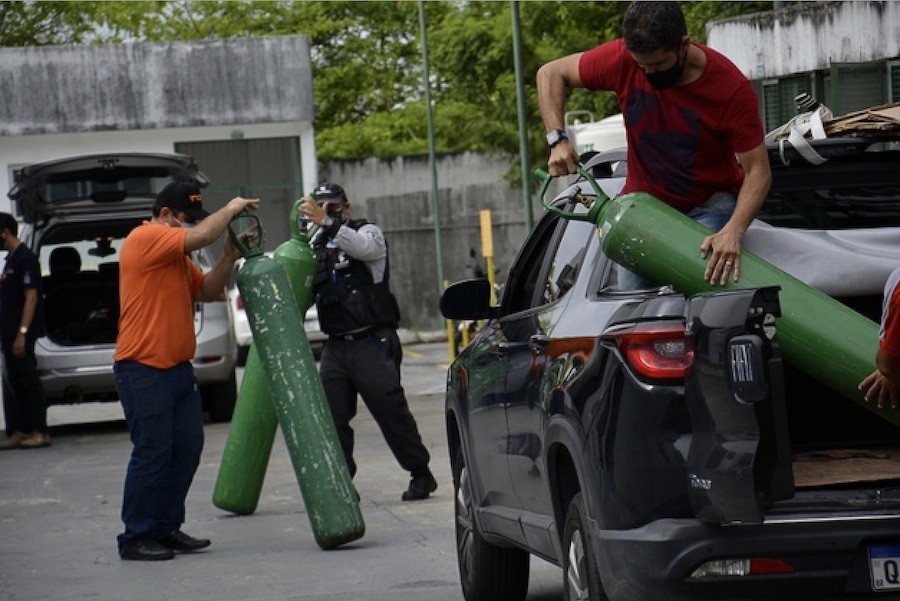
[546, 129, 568, 147]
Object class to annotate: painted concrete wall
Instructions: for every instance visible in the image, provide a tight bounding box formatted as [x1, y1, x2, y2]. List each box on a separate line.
[323, 152, 539, 329]
[1, 36, 316, 214]
[0, 36, 313, 135]
[707, 1, 900, 79]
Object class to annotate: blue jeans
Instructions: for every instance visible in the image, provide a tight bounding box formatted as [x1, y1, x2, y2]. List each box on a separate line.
[114, 360, 203, 555]
[613, 192, 737, 291]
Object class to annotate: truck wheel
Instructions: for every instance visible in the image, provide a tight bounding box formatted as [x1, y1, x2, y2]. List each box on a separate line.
[563, 492, 607, 601]
[453, 446, 529, 601]
[201, 370, 237, 423]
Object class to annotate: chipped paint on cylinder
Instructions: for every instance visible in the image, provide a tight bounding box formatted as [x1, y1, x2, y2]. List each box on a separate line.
[231, 251, 363, 548]
[214, 225, 328, 519]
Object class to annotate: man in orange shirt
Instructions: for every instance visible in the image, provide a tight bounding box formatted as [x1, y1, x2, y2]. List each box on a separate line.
[114, 182, 258, 561]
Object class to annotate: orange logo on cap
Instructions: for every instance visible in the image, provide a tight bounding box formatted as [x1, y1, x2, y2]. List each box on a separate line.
[189, 194, 203, 204]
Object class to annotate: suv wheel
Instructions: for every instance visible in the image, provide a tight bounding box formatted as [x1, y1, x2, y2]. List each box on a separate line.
[201, 370, 237, 423]
[563, 492, 607, 601]
[453, 446, 529, 601]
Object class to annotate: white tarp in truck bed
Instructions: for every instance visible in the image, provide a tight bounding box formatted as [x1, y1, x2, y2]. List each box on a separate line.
[743, 220, 900, 297]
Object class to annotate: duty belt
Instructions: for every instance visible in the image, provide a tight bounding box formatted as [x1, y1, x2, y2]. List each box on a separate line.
[332, 328, 374, 341]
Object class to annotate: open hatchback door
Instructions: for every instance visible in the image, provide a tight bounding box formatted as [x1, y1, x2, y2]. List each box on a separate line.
[8, 153, 208, 224]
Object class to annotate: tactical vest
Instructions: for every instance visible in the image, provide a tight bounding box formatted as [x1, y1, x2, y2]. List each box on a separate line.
[312, 219, 401, 336]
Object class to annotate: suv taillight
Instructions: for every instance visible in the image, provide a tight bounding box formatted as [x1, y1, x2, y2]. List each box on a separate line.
[607, 323, 692, 380]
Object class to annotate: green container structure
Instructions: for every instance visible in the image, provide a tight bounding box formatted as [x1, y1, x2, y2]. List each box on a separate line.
[536, 169, 897, 428]
[212, 343, 278, 515]
[218, 210, 363, 549]
[213, 201, 320, 515]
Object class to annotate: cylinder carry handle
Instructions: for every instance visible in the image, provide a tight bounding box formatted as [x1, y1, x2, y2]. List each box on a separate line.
[228, 211, 265, 259]
[290, 198, 319, 242]
[534, 166, 611, 223]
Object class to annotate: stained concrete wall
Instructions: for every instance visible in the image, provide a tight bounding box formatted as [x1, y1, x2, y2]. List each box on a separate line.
[0, 36, 314, 136]
[323, 153, 540, 329]
[0, 36, 317, 215]
[707, 1, 900, 79]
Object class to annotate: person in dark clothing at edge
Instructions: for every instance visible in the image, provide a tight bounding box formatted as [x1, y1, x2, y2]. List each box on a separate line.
[0, 212, 50, 450]
[536, 0, 771, 289]
[299, 182, 437, 501]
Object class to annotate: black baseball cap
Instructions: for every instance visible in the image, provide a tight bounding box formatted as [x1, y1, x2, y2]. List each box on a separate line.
[157, 182, 210, 221]
[311, 182, 347, 204]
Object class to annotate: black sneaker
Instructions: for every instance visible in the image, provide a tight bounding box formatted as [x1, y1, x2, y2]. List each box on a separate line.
[158, 529, 211, 553]
[401, 473, 437, 501]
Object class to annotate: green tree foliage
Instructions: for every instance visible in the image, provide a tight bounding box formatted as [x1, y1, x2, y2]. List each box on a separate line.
[1, 0, 772, 171]
[0, 1, 104, 45]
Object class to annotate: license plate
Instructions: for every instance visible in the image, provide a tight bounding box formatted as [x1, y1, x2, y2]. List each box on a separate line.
[870, 545, 900, 591]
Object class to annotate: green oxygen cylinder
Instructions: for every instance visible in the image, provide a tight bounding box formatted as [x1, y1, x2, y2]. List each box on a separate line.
[224, 212, 364, 549]
[211, 342, 275, 515]
[213, 201, 318, 515]
[535, 169, 898, 428]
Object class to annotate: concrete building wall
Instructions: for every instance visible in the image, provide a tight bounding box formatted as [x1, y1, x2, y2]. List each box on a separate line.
[0, 36, 317, 214]
[323, 152, 537, 329]
[0, 36, 313, 135]
[707, 1, 900, 79]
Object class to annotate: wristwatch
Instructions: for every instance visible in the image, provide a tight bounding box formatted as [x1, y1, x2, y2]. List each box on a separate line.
[546, 128, 569, 148]
[18, 325, 27, 335]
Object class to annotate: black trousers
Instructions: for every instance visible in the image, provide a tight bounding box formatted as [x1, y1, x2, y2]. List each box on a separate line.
[319, 327, 430, 479]
[1, 334, 48, 435]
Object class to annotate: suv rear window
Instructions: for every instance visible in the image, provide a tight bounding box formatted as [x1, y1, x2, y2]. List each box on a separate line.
[38, 166, 173, 204]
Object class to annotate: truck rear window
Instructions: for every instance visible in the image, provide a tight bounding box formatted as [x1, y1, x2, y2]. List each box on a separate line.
[757, 186, 900, 229]
[758, 148, 900, 229]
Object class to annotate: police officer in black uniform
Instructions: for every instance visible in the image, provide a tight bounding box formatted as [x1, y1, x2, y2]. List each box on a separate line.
[300, 183, 437, 501]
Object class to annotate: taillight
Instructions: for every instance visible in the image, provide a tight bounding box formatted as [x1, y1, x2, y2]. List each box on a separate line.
[607, 322, 692, 380]
[690, 557, 795, 578]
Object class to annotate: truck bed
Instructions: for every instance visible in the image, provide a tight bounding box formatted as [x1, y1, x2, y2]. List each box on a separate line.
[793, 447, 900, 487]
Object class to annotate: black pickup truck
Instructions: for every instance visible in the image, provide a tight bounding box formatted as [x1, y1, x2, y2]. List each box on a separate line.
[441, 138, 900, 601]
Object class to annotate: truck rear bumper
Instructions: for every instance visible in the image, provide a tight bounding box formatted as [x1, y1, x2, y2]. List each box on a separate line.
[594, 515, 900, 601]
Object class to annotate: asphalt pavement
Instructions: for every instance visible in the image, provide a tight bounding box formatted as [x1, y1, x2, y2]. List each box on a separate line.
[0, 339, 563, 601]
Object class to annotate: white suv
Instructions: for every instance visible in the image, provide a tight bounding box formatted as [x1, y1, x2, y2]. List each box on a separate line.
[7, 153, 238, 422]
[228, 252, 326, 365]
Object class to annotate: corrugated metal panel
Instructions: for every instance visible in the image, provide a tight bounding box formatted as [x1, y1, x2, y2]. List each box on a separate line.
[890, 61, 900, 102]
[762, 81, 781, 132]
[830, 61, 886, 116]
[762, 75, 815, 132]
[0, 37, 314, 136]
[176, 138, 301, 253]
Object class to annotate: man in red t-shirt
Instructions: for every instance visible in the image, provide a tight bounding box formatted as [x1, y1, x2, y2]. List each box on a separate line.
[537, 1, 771, 287]
[859, 268, 900, 409]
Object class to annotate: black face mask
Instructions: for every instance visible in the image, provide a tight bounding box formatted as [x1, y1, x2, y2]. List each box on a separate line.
[645, 50, 686, 90]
